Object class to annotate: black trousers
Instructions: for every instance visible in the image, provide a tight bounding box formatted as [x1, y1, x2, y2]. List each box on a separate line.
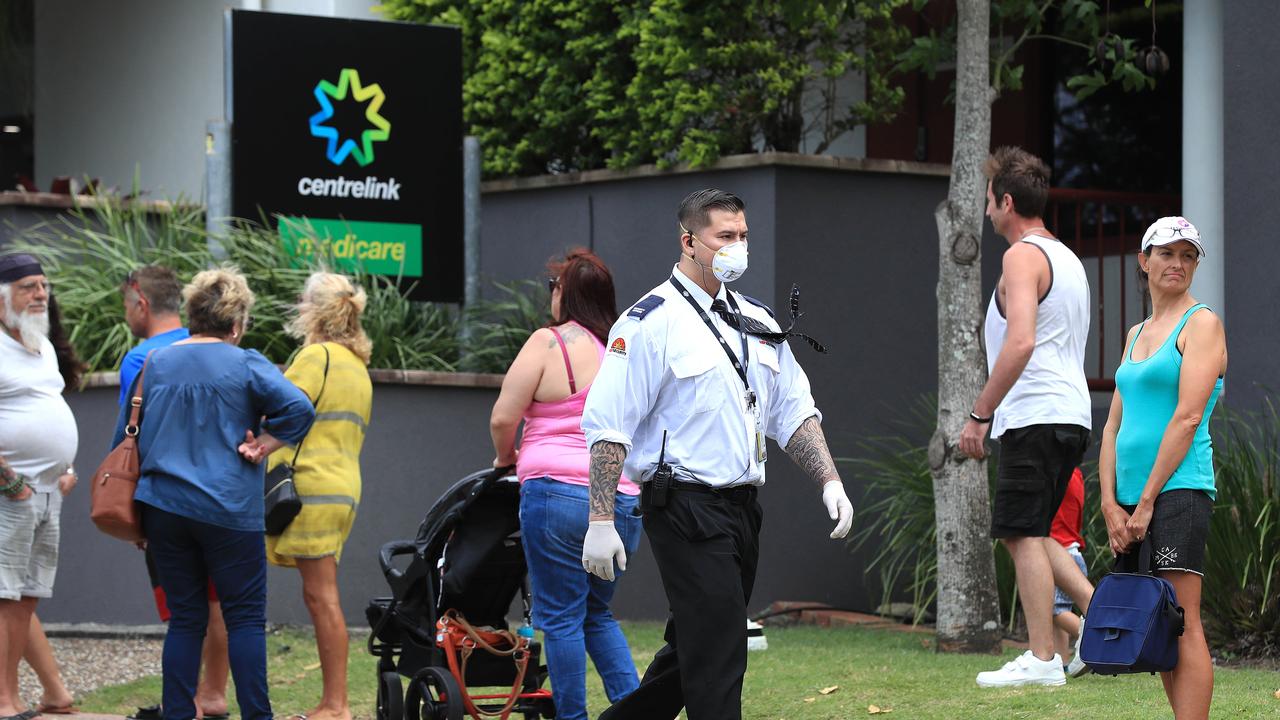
[599, 485, 763, 720]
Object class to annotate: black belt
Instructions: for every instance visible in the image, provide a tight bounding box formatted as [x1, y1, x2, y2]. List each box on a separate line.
[643, 481, 758, 505]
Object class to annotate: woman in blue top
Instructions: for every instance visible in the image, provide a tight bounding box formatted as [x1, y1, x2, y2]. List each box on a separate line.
[1098, 217, 1226, 720]
[113, 268, 315, 720]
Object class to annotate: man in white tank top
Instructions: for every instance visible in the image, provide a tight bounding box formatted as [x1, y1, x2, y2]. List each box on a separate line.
[957, 148, 1094, 688]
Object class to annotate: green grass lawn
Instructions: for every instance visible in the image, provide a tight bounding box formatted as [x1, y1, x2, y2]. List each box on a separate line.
[80, 622, 1280, 719]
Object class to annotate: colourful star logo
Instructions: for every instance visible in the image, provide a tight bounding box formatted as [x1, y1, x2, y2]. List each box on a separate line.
[309, 68, 391, 167]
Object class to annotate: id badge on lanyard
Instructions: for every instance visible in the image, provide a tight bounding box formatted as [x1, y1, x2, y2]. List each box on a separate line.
[744, 389, 766, 465]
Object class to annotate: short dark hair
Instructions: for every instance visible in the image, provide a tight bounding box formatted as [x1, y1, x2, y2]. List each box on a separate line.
[123, 265, 183, 316]
[984, 146, 1050, 219]
[547, 248, 617, 344]
[678, 189, 746, 234]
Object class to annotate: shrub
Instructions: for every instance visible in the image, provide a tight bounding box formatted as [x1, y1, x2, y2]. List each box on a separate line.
[850, 395, 1280, 660]
[9, 203, 546, 375]
[1202, 403, 1280, 659]
[377, 0, 909, 177]
[844, 396, 1020, 629]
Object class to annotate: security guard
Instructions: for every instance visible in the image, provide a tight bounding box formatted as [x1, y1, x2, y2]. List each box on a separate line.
[580, 188, 854, 720]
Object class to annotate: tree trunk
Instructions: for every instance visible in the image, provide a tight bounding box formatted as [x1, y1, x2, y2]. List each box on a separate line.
[929, 0, 1003, 654]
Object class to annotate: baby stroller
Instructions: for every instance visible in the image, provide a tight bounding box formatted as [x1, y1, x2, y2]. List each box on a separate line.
[367, 467, 556, 720]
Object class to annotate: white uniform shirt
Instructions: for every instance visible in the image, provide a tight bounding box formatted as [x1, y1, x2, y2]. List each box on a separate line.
[582, 266, 820, 488]
[0, 332, 79, 492]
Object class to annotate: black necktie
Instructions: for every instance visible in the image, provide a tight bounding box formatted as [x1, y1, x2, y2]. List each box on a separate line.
[710, 285, 828, 353]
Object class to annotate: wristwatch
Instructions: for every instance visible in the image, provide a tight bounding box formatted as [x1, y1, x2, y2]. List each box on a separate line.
[969, 411, 993, 424]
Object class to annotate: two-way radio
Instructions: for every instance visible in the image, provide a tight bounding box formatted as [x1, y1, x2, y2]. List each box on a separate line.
[648, 430, 673, 508]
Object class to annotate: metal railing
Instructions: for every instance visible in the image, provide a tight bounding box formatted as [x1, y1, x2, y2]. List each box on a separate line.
[1047, 188, 1181, 392]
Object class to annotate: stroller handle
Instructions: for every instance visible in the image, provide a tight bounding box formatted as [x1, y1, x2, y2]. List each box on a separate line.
[379, 539, 418, 581]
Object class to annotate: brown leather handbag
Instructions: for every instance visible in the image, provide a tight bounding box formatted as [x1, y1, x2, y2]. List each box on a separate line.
[90, 357, 151, 541]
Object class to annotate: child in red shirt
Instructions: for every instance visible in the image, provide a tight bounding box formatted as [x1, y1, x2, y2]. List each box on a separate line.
[1051, 467, 1094, 677]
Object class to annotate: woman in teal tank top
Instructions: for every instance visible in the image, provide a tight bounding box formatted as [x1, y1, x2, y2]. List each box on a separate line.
[1097, 217, 1226, 720]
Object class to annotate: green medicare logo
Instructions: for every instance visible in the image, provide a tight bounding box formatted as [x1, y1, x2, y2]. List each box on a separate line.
[309, 68, 390, 167]
[280, 217, 423, 278]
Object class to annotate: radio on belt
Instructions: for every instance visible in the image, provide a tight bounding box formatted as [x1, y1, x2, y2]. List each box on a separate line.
[649, 430, 673, 508]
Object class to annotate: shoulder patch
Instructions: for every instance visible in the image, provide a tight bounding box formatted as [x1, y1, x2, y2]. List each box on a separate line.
[737, 293, 775, 318]
[626, 294, 665, 320]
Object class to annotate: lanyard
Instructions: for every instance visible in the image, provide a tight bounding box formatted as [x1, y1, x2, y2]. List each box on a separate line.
[669, 277, 752, 399]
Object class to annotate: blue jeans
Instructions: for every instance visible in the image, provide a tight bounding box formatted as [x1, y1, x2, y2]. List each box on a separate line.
[519, 477, 642, 720]
[142, 504, 271, 720]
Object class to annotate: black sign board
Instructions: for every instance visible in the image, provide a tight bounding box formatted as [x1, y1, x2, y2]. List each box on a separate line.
[228, 10, 462, 302]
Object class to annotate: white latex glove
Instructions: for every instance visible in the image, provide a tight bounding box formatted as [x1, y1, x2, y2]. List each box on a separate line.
[822, 480, 853, 539]
[582, 520, 627, 581]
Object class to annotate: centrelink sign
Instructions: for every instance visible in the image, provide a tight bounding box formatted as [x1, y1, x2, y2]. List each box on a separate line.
[228, 10, 463, 302]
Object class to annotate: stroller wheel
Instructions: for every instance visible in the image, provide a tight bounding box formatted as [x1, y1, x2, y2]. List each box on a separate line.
[405, 667, 463, 720]
[377, 670, 403, 720]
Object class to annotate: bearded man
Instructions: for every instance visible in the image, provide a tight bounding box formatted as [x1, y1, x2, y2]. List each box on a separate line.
[0, 253, 79, 720]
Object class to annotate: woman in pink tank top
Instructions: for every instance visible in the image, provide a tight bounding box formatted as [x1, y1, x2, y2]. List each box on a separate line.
[489, 249, 640, 720]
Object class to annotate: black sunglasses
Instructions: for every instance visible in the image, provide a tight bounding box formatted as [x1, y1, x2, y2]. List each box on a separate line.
[547, 277, 560, 292]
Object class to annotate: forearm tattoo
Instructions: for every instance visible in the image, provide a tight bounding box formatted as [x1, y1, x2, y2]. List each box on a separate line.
[589, 440, 626, 520]
[784, 416, 840, 486]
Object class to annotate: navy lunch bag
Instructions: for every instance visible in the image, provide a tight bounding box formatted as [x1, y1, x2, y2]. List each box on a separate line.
[1079, 537, 1185, 675]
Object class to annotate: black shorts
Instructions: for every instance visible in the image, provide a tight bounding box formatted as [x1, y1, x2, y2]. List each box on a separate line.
[1121, 489, 1213, 575]
[991, 424, 1090, 539]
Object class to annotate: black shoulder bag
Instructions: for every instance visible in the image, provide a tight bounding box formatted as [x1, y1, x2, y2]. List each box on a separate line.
[264, 344, 331, 536]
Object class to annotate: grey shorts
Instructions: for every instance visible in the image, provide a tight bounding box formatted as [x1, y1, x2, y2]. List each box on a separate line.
[1053, 546, 1088, 615]
[0, 490, 63, 600]
[1121, 489, 1213, 576]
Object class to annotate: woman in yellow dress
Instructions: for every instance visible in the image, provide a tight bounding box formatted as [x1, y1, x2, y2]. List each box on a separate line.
[267, 272, 373, 720]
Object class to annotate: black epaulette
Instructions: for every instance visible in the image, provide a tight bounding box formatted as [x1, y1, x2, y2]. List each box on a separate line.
[736, 293, 775, 318]
[626, 294, 665, 320]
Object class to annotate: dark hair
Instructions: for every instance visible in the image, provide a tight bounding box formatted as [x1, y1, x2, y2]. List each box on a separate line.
[547, 248, 617, 344]
[984, 146, 1050, 219]
[123, 265, 183, 316]
[677, 188, 746, 234]
[48, 294, 86, 390]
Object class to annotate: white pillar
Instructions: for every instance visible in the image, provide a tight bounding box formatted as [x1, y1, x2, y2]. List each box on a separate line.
[1183, 0, 1224, 319]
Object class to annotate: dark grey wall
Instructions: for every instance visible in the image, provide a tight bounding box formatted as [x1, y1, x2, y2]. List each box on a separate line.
[476, 168, 778, 309]
[770, 166, 948, 610]
[0, 204, 57, 252]
[480, 164, 956, 613]
[1223, 0, 1280, 410]
[38, 162, 965, 625]
[39, 382, 526, 626]
[38, 377, 859, 624]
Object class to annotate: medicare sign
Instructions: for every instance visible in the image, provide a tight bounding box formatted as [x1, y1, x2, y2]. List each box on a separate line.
[228, 10, 463, 301]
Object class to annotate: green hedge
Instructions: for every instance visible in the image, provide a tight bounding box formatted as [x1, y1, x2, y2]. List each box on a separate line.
[378, 0, 909, 177]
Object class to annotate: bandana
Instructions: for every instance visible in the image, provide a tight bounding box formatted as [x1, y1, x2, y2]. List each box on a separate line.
[0, 254, 43, 283]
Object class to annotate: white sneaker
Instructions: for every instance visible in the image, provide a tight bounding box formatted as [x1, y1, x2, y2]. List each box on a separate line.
[1066, 632, 1091, 677]
[976, 650, 1066, 687]
[746, 619, 768, 651]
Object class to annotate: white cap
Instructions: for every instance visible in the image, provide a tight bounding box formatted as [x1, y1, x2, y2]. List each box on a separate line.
[1141, 216, 1204, 258]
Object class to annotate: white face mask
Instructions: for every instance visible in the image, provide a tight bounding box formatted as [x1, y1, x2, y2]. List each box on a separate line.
[686, 229, 749, 283]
